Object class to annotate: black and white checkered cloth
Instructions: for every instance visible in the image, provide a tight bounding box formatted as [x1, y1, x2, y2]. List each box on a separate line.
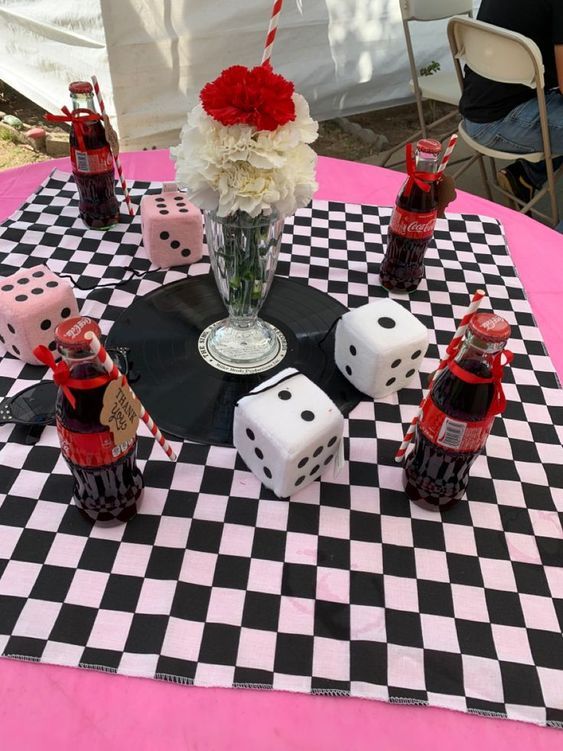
[0, 170, 562, 728]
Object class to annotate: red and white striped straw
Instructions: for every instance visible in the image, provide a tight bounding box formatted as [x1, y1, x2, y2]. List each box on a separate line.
[436, 133, 458, 177]
[261, 0, 284, 65]
[91, 76, 135, 217]
[84, 331, 177, 462]
[394, 288, 486, 463]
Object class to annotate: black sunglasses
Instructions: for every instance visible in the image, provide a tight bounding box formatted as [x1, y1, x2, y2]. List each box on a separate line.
[0, 346, 138, 431]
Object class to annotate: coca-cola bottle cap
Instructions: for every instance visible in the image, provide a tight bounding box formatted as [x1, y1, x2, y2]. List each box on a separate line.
[55, 316, 101, 352]
[69, 81, 93, 95]
[417, 139, 441, 155]
[469, 312, 511, 343]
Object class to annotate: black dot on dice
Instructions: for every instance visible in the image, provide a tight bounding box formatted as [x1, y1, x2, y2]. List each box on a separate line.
[48, 341, 56, 351]
[0, 334, 3, 343]
[40, 319, 51, 331]
[298, 457, 309, 468]
[15, 295, 27, 302]
[324, 454, 334, 465]
[46, 281, 58, 288]
[263, 466, 272, 479]
[181, 248, 191, 257]
[310, 465, 320, 476]
[313, 445, 323, 458]
[61, 308, 71, 319]
[301, 410, 314, 422]
[411, 350, 422, 359]
[7, 324, 15, 334]
[32, 270, 44, 278]
[12, 345, 19, 356]
[17, 278, 29, 285]
[255, 447, 264, 460]
[1, 284, 13, 292]
[349, 345, 357, 356]
[31, 288, 43, 295]
[386, 377, 396, 386]
[391, 359, 401, 368]
[295, 476, 305, 486]
[177, 203, 186, 208]
[156, 197, 165, 203]
[170, 241, 180, 249]
[159, 210, 169, 215]
[328, 435, 337, 447]
[378, 317, 395, 329]
[160, 231, 170, 240]
[278, 390, 291, 400]
[246, 428, 255, 441]
[179, 209, 188, 213]
[174, 196, 183, 201]
[406, 369, 415, 378]
[345, 365, 352, 376]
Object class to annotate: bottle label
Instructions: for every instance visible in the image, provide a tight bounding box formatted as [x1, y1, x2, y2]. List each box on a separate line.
[70, 146, 114, 175]
[419, 398, 494, 453]
[389, 206, 437, 240]
[57, 422, 133, 467]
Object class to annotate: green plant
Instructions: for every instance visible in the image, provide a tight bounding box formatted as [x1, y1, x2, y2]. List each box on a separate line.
[420, 60, 441, 77]
[0, 126, 19, 144]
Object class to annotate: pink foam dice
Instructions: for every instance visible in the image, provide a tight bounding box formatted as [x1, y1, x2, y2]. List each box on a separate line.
[140, 191, 204, 268]
[0, 265, 79, 365]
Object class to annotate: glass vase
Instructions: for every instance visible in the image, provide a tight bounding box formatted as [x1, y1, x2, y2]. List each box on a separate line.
[204, 209, 286, 368]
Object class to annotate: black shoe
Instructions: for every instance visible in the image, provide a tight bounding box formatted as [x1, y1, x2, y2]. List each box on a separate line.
[497, 161, 536, 206]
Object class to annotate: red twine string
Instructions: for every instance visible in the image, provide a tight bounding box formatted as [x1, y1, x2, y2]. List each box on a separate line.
[33, 346, 77, 409]
[446, 350, 513, 418]
[45, 108, 102, 151]
[403, 142, 439, 197]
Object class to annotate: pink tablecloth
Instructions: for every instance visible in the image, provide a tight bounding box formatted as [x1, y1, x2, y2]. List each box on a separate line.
[0, 153, 561, 751]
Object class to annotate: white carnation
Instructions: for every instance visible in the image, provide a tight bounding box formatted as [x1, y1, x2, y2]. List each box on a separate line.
[170, 92, 318, 217]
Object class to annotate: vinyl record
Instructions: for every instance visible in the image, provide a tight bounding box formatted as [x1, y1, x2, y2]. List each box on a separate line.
[107, 274, 363, 446]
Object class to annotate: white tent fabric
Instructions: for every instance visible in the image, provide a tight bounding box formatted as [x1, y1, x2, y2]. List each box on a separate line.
[0, 1, 480, 151]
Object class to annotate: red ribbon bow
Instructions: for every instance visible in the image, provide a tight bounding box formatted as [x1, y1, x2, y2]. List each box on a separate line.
[447, 349, 513, 417]
[403, 142, 439, 197]
[44, 107, 101, 151]
[33, 345, 77, 409]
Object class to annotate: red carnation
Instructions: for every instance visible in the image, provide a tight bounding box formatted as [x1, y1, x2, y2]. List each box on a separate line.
[200, 64, 296, 131]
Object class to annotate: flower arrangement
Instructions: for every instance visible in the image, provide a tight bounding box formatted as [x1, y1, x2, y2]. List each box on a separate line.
[170, 63, 318, 218]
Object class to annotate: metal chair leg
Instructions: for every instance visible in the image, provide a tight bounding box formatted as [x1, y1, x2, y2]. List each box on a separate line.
[545, 159, 560, 227]
[478, 156, 493, 201]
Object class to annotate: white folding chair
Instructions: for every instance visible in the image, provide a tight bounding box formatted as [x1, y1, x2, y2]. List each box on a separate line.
[380, 0, 473, 167]
[448, 15, 561, 226]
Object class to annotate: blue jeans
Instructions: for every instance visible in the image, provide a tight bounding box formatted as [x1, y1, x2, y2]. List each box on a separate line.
[463, 90, 563, 188]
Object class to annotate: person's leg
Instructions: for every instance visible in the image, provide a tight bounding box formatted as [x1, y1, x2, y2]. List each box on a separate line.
[463, 91, 563, 191]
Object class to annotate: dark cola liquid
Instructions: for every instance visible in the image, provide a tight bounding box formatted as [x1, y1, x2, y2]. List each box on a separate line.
[56, 362, 143, 525]
[70, 121, 119, 230]
[74, 171, 120, 230]
[379, 177, 437, 293]
[404, 358, 495, 510]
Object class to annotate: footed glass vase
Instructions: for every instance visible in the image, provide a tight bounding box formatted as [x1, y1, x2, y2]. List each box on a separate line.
[204, 210, 286, 368]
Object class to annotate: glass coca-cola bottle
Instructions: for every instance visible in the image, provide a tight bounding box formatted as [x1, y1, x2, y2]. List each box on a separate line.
[54, 316, 143, 524]
[68, 81, 119, 230]
[379, 139, 441, 292]
[404, 312, 511, 511]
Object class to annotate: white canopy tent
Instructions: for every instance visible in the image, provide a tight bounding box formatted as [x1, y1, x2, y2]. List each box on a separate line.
[0, 1, 479, 151]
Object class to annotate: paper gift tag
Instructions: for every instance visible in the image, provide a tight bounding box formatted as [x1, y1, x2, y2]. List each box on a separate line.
[100, 379, 140, 444]
[103, 114, 120, 157]
[436, 174, 457, 218]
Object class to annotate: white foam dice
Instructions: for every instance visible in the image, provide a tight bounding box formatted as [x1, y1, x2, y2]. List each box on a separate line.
[233, 368, 344, 498]
[0, 265, 79, 364]
[335, 298, 428, 399]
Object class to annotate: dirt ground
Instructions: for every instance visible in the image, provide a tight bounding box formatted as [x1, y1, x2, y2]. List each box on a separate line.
[0, 80, 454, 170]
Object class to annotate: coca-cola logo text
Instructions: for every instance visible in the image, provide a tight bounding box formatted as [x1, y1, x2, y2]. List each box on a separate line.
[390, 207, 437, 240]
